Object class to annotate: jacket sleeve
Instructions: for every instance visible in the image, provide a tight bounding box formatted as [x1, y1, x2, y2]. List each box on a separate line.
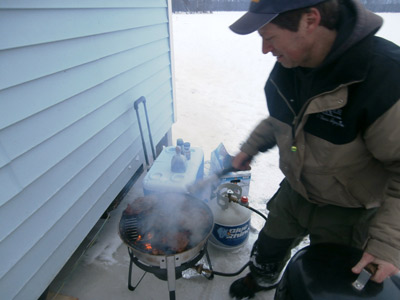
[363, 100, 400, 268]
[240, 116, 277, 156]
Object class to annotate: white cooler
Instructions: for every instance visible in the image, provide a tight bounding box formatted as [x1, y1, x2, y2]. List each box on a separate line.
[142, 146, 204, 195]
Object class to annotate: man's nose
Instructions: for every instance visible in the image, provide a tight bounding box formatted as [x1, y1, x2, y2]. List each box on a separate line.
[262, 40, 273, 54]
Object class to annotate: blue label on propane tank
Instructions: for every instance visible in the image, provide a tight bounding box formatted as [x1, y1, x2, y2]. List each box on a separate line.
[212, 220, 250, 246]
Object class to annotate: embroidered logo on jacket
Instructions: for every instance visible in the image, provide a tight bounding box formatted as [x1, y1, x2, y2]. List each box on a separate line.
[316, 109, 345, 127]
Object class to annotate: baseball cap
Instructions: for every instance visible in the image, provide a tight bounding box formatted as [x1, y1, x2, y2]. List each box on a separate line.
[230, 0, 327, 35]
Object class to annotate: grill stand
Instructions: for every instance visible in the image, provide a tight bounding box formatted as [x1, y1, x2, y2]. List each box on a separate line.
[126, 243, 214, 300]
[166, 256, 176, 300]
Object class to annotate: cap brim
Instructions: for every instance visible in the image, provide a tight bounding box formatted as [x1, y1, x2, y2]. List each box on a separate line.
[229, 12, 278, 35]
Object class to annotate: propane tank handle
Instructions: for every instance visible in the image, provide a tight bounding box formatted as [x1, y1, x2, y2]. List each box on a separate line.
[216, 183, 242, 210]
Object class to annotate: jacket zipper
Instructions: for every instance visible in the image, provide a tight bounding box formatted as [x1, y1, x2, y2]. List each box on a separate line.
[270, 79, 358, 150]
[270, 79, 299, 150]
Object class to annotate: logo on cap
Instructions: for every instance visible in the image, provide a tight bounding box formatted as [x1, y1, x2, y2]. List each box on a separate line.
[251, 0, 260, 3]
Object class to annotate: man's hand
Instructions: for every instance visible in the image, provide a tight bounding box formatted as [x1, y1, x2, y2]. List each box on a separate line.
[232, 151, 252, 171]
[352, 252, 399, 283]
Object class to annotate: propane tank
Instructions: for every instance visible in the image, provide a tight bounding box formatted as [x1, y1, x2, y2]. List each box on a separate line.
[209, 183, 251, 250]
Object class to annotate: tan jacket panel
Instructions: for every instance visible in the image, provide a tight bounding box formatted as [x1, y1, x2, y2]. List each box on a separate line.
[363, 100, 400, 267]
[242, 85, 400, 268]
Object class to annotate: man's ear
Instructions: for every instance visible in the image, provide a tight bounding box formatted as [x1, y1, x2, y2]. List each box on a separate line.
[303, 7, 321, 31]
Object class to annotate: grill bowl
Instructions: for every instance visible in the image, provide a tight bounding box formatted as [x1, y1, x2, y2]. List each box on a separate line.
[119, 193, 214, 266]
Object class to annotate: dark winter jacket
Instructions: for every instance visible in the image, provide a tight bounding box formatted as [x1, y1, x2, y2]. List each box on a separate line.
[240, 0, 400, 267]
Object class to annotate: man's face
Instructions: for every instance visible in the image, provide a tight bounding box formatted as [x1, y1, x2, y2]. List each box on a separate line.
[258, 21, 313, 68]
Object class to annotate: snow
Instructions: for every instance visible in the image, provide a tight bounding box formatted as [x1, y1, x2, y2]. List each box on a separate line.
[58, 11, 400, 300]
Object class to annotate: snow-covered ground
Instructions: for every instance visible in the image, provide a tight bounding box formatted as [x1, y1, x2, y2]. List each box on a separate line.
[48, 12, 400, 300]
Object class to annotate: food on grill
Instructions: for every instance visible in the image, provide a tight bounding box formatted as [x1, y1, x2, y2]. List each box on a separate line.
[168, 231, 190, 253]
[123, 195, 157, 215]
[120, 193, 212, 255]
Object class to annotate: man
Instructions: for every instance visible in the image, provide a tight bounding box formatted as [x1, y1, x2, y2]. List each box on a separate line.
[228, 0, 400, 298]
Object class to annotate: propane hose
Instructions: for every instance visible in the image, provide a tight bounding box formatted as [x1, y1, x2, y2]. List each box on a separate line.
[212, 261, 251, 277]
[228, 194, 268, 222]
[193, 261, 251, 277]
[239, 203, 268, 222]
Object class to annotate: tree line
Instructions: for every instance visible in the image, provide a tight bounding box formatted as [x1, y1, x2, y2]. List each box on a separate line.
[172, 0, 400, 13]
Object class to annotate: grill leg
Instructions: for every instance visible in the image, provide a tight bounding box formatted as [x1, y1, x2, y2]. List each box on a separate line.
[127, 247, 146, 291]
[169, 291, 176, 300]
[204, 244, 214, 280]
[166, 256, 177, 300]
[128, 250, 135, 291]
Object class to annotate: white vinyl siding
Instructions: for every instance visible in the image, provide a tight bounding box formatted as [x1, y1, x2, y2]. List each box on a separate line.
[0, 1, 175, 299]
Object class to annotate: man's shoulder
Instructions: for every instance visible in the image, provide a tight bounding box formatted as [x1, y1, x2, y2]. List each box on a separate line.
[371, 36, 400, 67]
[363, 36, 400, 89]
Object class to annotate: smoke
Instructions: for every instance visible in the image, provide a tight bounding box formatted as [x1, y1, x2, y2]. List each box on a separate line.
[126, 192, 213, 255]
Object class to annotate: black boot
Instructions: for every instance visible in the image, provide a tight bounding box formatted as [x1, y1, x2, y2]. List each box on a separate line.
[229, 272, 277, 299]
[229, 255, 287, 298]
[229, 232, 298, 299]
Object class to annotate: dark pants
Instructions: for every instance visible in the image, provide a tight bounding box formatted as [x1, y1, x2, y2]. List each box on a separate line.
[251, 179, 377, 283]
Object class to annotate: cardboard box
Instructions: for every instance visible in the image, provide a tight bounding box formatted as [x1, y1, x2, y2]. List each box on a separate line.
[210, 143, 251, 198]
